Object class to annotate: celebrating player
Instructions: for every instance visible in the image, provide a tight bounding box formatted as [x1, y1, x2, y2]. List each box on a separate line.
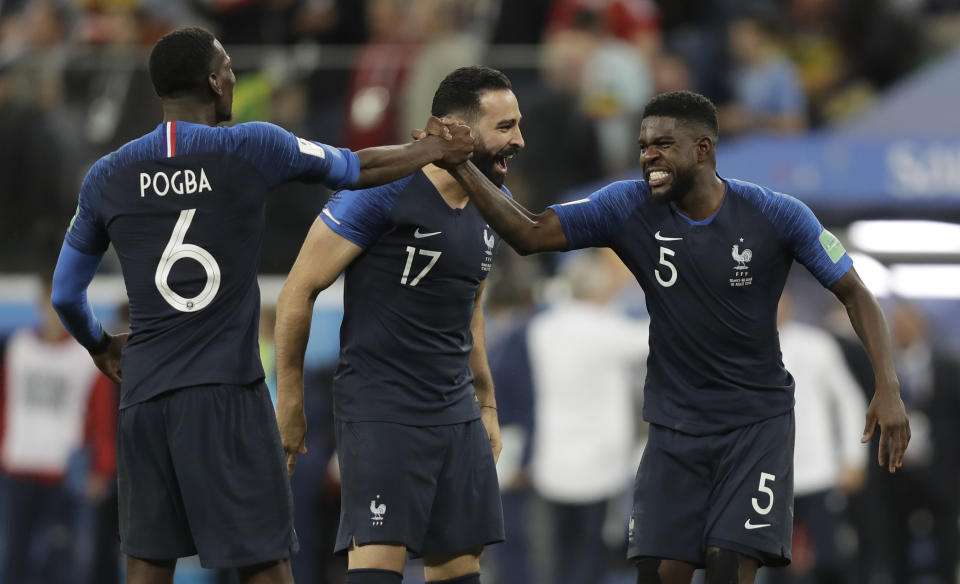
[442, 90, 910, 584]
[275, 66, 523, 584]
[50, 26, 473, 584]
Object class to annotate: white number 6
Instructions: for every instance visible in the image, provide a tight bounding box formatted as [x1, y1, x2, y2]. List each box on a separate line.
[752, 472, 776, 515]
[155, 209, 221, 312]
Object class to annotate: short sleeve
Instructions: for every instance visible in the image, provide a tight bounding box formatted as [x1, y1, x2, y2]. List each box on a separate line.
[319, 177, 412, 248]
[773, 194, 852, 287]
[548, 180, 644, 250]
[64, 159, 110, 255]
[234, 122, 360, 190]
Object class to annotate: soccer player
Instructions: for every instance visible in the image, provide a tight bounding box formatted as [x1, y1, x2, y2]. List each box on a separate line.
[274, 66, 523, 584]
[50, 27, 473, 584]
[441, 90, 911, 584]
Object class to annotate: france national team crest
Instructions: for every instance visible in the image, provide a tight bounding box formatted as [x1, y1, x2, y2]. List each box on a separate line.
[729, 237, 754, 287]
[481, 225, 495, 272]
[370, 495, 386, 526]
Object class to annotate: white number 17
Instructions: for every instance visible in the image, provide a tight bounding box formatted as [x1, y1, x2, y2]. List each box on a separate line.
[400, 246, 441, 286]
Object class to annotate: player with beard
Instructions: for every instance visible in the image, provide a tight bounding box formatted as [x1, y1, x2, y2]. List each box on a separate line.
[275, 66, 522, 584]
[51, 27, 474, 584]
[440, 90, 910, 584]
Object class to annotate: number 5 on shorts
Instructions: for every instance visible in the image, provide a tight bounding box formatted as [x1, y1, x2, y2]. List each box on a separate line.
[751, 472, 776, 515]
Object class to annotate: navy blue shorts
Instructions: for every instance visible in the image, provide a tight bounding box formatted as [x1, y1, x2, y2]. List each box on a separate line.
[628, 410, 794, 567]
[117, 382, 297, 569]
[334, 418, 504, 556]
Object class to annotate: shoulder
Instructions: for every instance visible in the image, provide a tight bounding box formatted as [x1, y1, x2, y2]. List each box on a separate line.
[559, 179, 647, 208]
[225, 121, 287, 141]
[727, 177, 810, 221]
[327, 174, 417, 214]
[79, 150, 124, 194]
[599, 179, 648, 202]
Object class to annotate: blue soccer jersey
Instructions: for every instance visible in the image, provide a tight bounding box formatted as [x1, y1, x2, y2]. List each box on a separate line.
[550, 177, 852, 435]
[320, 171, 503, 425]
[65, 121, 361, 408]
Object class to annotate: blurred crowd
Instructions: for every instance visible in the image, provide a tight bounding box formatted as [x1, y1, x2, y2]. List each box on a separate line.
[2, 0, 960, 582]
[2, 0, 960, 271]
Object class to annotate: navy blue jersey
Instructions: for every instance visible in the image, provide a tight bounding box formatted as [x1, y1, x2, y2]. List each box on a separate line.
[65, 121, 360, 408]
[320, 172, 504, 425]
[550, 177, 852, 434]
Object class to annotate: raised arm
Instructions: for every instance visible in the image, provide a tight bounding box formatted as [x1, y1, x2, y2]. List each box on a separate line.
[353, 118, 474, 188]
[829, 267, 910, 473]
[447, 161, 568, 255]
[469, 280, 501, 462]
[275, 218, 363, 476]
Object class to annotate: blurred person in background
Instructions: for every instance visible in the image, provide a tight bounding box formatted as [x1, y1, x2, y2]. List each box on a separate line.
[482, 257, 539, 584]
[0, 276, 115, 584]
[50, 25, 473, 584]
[444, 89, 910, 584]
[505, 28, 602, 215]
[720, 7, 807, 136]
[0, 0, 80, 272]
[651, 51, 694, 95]
[766, 290, 867, 584]
[344, 0, 419, 150]
[400, 0, 485, 139]
[527, 248, 648, 584]
[545, 0, 661, 56]
[859, 302, 960, 584]
[565, 7, 653, 175]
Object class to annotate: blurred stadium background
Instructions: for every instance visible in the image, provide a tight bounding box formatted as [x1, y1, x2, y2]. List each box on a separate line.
[1, 0, 959, 583]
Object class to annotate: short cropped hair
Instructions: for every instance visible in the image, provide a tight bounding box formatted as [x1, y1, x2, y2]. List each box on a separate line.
[642, 90, 720, 139]
[149, 27, 218, 98]
[431, 66, 512, 121]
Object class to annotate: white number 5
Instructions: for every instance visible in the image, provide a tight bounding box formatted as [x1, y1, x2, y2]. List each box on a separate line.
[155, 209, 221, 312]
[655, 246, 677, 287]
[752, 472, 776, 515]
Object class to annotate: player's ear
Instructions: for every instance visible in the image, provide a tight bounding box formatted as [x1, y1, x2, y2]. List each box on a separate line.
[208, 73, 222, 97]
[696, 136, 713, 163]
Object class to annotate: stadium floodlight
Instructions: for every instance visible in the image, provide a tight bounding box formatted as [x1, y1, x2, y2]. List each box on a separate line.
[890, 264, 960, 298]
[849, 252, 891, 297]
[848, 220, 960, 254]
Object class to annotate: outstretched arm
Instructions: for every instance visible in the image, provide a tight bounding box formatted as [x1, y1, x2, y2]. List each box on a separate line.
[447, 161, 568, 255]
[469, 281, 501, 462]
[354, 118, 473, 188]
[829, 267, 910, 473]
[275, 218, 364, 476]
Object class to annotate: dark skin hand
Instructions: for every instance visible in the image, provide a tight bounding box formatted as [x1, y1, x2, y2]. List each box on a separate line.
[830, 269, 911, 472]
[90, 333, 128, 384]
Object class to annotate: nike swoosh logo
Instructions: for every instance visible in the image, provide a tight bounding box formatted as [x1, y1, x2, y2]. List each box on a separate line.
[414, 228, 442, 238]
[322, 208, 341, 225]
[744, 519, 771, 530]
[655, 231, 683, 241]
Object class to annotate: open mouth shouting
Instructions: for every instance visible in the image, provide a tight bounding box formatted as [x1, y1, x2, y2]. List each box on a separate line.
[646, 168, 671, 188]
[493, 148, 518, 175]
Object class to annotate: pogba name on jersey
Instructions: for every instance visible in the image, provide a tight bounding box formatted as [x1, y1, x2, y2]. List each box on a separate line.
[140, 168, 212, 198]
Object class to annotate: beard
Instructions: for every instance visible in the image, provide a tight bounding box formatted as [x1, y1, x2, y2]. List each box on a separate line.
[650, 165, 696, 205]
[472, 136, 520, 188]
[471, 150, 505, 188]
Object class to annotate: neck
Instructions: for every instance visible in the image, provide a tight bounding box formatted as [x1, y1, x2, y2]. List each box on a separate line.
[422, 164, 470, 209]
[673, 170, 725, 221]
[162, 98, 219, 126]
